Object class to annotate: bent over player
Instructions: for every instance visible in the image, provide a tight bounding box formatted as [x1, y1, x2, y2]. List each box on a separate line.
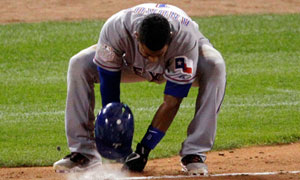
[53, 3, 226, 175]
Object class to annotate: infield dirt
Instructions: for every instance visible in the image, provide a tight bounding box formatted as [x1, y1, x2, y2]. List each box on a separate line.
[0, 0, 299, 180]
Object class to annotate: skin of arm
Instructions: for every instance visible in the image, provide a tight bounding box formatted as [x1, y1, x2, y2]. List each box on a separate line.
[151, 94, 183, 132]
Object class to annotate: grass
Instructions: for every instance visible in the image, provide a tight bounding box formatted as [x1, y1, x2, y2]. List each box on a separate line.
[0, 14, 299, 166]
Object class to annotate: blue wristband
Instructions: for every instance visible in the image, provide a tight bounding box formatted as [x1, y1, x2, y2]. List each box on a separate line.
[141, 125, 165, 150]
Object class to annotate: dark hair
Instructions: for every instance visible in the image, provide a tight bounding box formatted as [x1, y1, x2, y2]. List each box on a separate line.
[138, 14, 171, 51]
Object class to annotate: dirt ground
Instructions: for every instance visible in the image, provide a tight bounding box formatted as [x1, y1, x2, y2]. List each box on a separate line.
[1, 143, 300, 180]
[0, 0, 300, 23]
[1, 0, 300, 180]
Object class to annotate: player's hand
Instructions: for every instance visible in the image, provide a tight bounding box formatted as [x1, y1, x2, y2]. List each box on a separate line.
[122, 143, 151, 172]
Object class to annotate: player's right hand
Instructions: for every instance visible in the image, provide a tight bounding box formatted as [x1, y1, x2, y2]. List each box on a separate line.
[122, 143, 151, 172]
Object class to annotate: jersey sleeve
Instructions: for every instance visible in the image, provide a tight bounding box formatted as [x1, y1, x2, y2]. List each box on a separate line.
[93, 12, 127, 72]
[164, 42, 198, 85]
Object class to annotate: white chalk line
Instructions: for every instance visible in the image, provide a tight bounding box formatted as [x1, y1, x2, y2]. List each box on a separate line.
[267, 87, 300, 94]
[226, 101, 300, 107]
[1, 100, 299, 119]
[134, 101, 300, 111]
[120, 170, 300, 180]
[0, 110, 65, 119]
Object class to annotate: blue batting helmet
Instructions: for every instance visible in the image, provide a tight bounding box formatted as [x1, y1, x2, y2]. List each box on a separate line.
[95, 102, 134, 160]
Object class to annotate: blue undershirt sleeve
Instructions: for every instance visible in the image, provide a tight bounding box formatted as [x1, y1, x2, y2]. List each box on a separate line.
[97, 66, 121, 107]
[164, 80, 192, 98]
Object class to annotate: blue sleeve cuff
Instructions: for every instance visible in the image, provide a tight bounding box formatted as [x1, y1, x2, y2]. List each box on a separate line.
[164, 81, 192, 98]
[97, 66, 121, 107]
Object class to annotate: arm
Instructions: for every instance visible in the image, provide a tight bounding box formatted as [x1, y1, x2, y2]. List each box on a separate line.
[97, 66, 121, 107]
[123, 81, 191, 172]
[151, 94, 183, 132]
[122, 94, 183, 172]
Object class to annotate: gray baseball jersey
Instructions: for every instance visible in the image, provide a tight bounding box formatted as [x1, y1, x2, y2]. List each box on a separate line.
[63, 3, 226, 163]
[93, 3, 207, 85]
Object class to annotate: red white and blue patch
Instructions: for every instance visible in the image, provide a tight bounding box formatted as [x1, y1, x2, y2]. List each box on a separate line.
[175, 57, 193, 74]
[164, 56, 195, 84]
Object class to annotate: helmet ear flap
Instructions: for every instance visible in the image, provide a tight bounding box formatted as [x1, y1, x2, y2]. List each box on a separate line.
[95, 102, 134, 160]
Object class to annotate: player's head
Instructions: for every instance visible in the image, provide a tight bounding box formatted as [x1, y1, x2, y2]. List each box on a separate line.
[95, 102, 134, 160]
[138, 14, 171, 50]
[137, 14, 171, 62]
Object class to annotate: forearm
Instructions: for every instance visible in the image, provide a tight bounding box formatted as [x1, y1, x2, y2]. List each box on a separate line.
[123, 95, 182, 172]
[151, 94, 183, 132]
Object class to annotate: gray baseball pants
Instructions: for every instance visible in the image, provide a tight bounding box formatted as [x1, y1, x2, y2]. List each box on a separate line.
[65, 43, 226, 162]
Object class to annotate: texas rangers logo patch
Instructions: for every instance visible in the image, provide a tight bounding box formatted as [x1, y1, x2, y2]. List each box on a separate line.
[175, 56, 193, 74]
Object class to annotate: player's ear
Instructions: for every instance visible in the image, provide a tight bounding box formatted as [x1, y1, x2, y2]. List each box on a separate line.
[134, 31, 140, 41]
[168, 31, 173, 44]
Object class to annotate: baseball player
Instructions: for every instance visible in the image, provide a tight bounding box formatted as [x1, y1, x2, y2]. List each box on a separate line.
[53, 3, 226, 175]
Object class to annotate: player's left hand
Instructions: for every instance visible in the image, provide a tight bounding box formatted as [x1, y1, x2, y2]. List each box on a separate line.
[122, 143, 151, 172]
